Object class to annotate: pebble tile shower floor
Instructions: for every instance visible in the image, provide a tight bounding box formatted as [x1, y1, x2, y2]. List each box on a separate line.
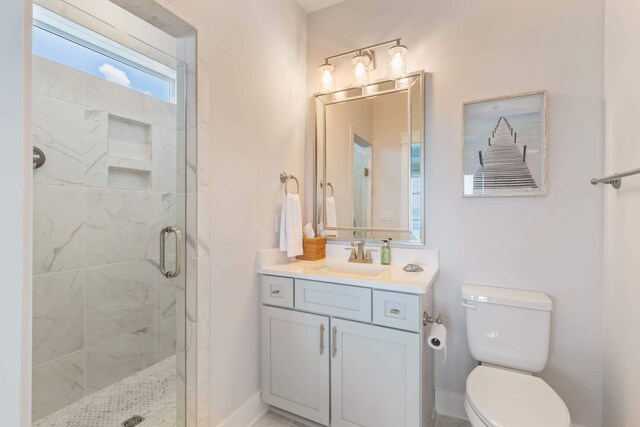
[33, 356, 177, 427]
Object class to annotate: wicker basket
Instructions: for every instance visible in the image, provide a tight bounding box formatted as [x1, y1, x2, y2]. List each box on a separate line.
[296, 237, 326, 261]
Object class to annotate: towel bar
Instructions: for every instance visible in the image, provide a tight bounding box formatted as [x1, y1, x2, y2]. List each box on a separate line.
[280, 172, 300, 195]
[591, 167, 640, 189]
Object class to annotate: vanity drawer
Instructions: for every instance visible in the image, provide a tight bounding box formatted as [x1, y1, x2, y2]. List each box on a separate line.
[295, 279, 371, 322]
[261, 275, 294, 308]
[373, 290, 420, 332]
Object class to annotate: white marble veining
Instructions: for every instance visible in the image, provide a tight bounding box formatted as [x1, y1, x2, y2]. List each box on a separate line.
[34, 355, 177, 427]
[84, 326, 161, 395]
[33, 93, 85, 186]
[31, 31, 204, 426]
[32, 351, 85, 421]
[84, 259, 161, 346]
[84, 109, 110, 188]
[185, 127, 197, 193]
[33, 56, 85, 105]
[158, 124, 178, 193]
[33, 185, 85, 274]
[33, 269, 84, 366]
[84, 189, 175, 267]
[161, 317, 178, 359]
[84, 69, 177, 130]
[196, 128, 210, 193]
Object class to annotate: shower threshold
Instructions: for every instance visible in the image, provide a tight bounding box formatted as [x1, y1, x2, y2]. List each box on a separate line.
[33, 355, 178, 427]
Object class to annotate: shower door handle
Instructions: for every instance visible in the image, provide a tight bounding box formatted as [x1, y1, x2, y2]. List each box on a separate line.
[160, 226, 182, 278]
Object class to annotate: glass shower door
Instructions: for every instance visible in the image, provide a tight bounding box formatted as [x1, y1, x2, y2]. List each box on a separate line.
[31, 3, 187, 426]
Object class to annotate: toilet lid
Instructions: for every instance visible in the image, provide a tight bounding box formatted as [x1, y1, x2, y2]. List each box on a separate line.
[466, 366, 571, 427]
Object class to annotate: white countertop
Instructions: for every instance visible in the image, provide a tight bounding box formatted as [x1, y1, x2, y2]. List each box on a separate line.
[257, 246, 439, 294]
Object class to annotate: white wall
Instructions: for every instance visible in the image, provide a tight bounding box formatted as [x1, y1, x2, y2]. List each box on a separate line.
[603, 0, 640, 425]
[308, 0, 605, 425]
[0, 1, 31, 426]
[169, 0, 307, 424]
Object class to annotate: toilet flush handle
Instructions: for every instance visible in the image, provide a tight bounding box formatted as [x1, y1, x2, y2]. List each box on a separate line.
[462, 302, 477, 310]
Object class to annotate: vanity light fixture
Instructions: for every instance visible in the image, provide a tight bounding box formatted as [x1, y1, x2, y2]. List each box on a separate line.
[319, 61, 336, 93]
[318, 38, 408, 91]
[387, 41, 408, 80]
[351, 52, 371, 87]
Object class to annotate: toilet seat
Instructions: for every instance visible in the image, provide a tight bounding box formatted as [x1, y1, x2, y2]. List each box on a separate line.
[465, 366, 571, 427]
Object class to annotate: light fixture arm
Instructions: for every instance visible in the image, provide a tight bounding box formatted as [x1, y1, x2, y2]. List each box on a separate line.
[323, 38, 402, 63]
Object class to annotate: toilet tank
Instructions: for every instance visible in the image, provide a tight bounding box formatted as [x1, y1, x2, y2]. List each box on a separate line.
[462, 285, 553, 373]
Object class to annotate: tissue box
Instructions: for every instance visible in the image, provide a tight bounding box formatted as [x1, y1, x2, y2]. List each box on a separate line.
[296, 237, 326, 261]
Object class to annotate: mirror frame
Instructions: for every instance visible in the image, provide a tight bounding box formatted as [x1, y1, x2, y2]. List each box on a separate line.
[314, 71, 425, 246]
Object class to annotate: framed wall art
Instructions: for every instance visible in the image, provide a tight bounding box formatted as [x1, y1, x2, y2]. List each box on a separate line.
[463, 91, 548, 197]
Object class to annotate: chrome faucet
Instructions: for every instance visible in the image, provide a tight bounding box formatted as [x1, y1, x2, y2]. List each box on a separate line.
[345, 240, 376, 264]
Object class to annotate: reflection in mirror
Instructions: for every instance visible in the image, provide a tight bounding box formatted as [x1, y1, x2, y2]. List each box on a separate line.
[315, 72, 424, 245]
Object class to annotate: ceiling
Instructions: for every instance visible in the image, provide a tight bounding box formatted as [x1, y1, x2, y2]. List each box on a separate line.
[296, 0, 348, 13]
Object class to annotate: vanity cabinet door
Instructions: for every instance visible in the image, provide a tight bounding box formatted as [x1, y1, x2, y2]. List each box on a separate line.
[261, 306, 330, 425]
[330, 319, 420, 427]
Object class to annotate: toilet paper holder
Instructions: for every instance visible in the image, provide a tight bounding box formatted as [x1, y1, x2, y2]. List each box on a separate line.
[423, 311, 442, 326]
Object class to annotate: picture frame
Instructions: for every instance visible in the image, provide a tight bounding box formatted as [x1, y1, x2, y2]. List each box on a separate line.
[463, 90, 548, 197]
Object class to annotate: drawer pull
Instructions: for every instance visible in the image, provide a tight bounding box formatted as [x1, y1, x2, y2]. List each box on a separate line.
[320, 324, 325, 355]
[332, 326, 338, 358]
[389, 308, 401, 315]
[271, 289, 281, 295]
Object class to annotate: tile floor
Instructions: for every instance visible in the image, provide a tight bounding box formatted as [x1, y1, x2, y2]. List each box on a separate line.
[252, 411, 471, 427]
[33, 355, 177, 427]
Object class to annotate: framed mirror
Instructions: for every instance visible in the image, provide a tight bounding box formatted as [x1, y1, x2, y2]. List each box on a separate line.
[315, 72, 424, 245]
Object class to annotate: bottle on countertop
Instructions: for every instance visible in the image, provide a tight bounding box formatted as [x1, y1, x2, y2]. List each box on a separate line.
[380, 238, 392, 265]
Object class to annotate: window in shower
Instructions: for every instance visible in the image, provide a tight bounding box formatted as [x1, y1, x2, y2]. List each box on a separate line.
[32, 4, 176, 102]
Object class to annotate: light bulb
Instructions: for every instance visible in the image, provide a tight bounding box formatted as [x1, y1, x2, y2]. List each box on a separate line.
[332, 91, 347, 102]
[318, 63, 335, 93]
[395, 77, 411, 89]
[362, 84, 378, 96]
[351, 53, 370, 87]
[387, 44, 408, 80]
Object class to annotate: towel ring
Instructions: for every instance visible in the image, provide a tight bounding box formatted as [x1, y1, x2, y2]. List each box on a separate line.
[320, 180, 334, 197]
[280, 172, 300, 195]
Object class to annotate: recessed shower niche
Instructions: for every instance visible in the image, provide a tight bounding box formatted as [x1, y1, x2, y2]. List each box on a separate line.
[107, 115, 153, 190]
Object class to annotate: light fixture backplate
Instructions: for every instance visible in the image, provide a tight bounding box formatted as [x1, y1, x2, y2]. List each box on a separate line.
[360, 48, 376, 71]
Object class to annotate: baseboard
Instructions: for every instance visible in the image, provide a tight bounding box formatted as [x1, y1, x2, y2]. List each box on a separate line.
[216, 391, 267, 427]
[435, 388, 468, 421]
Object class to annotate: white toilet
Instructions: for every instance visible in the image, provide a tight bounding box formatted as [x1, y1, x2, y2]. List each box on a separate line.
[461, 285, 572, 427]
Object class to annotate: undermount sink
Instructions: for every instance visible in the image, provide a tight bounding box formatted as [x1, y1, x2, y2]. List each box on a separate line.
[306, 261, 387, 278]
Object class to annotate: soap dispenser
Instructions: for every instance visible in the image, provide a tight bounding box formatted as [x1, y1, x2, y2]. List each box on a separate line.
[380, 238, 392, 265]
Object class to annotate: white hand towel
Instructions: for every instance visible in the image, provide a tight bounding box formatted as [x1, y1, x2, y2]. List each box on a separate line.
[325, 196, 337, 228]
[279, 194, 303, 257]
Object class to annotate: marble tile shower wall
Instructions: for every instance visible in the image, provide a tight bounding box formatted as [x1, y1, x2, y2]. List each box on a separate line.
[31, 55, 181, 421]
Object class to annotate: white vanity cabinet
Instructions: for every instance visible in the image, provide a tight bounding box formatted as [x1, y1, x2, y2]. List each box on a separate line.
[260, 274, 434, 427]
[330, 318, 420, 427]
[261, 306, 330, 425]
